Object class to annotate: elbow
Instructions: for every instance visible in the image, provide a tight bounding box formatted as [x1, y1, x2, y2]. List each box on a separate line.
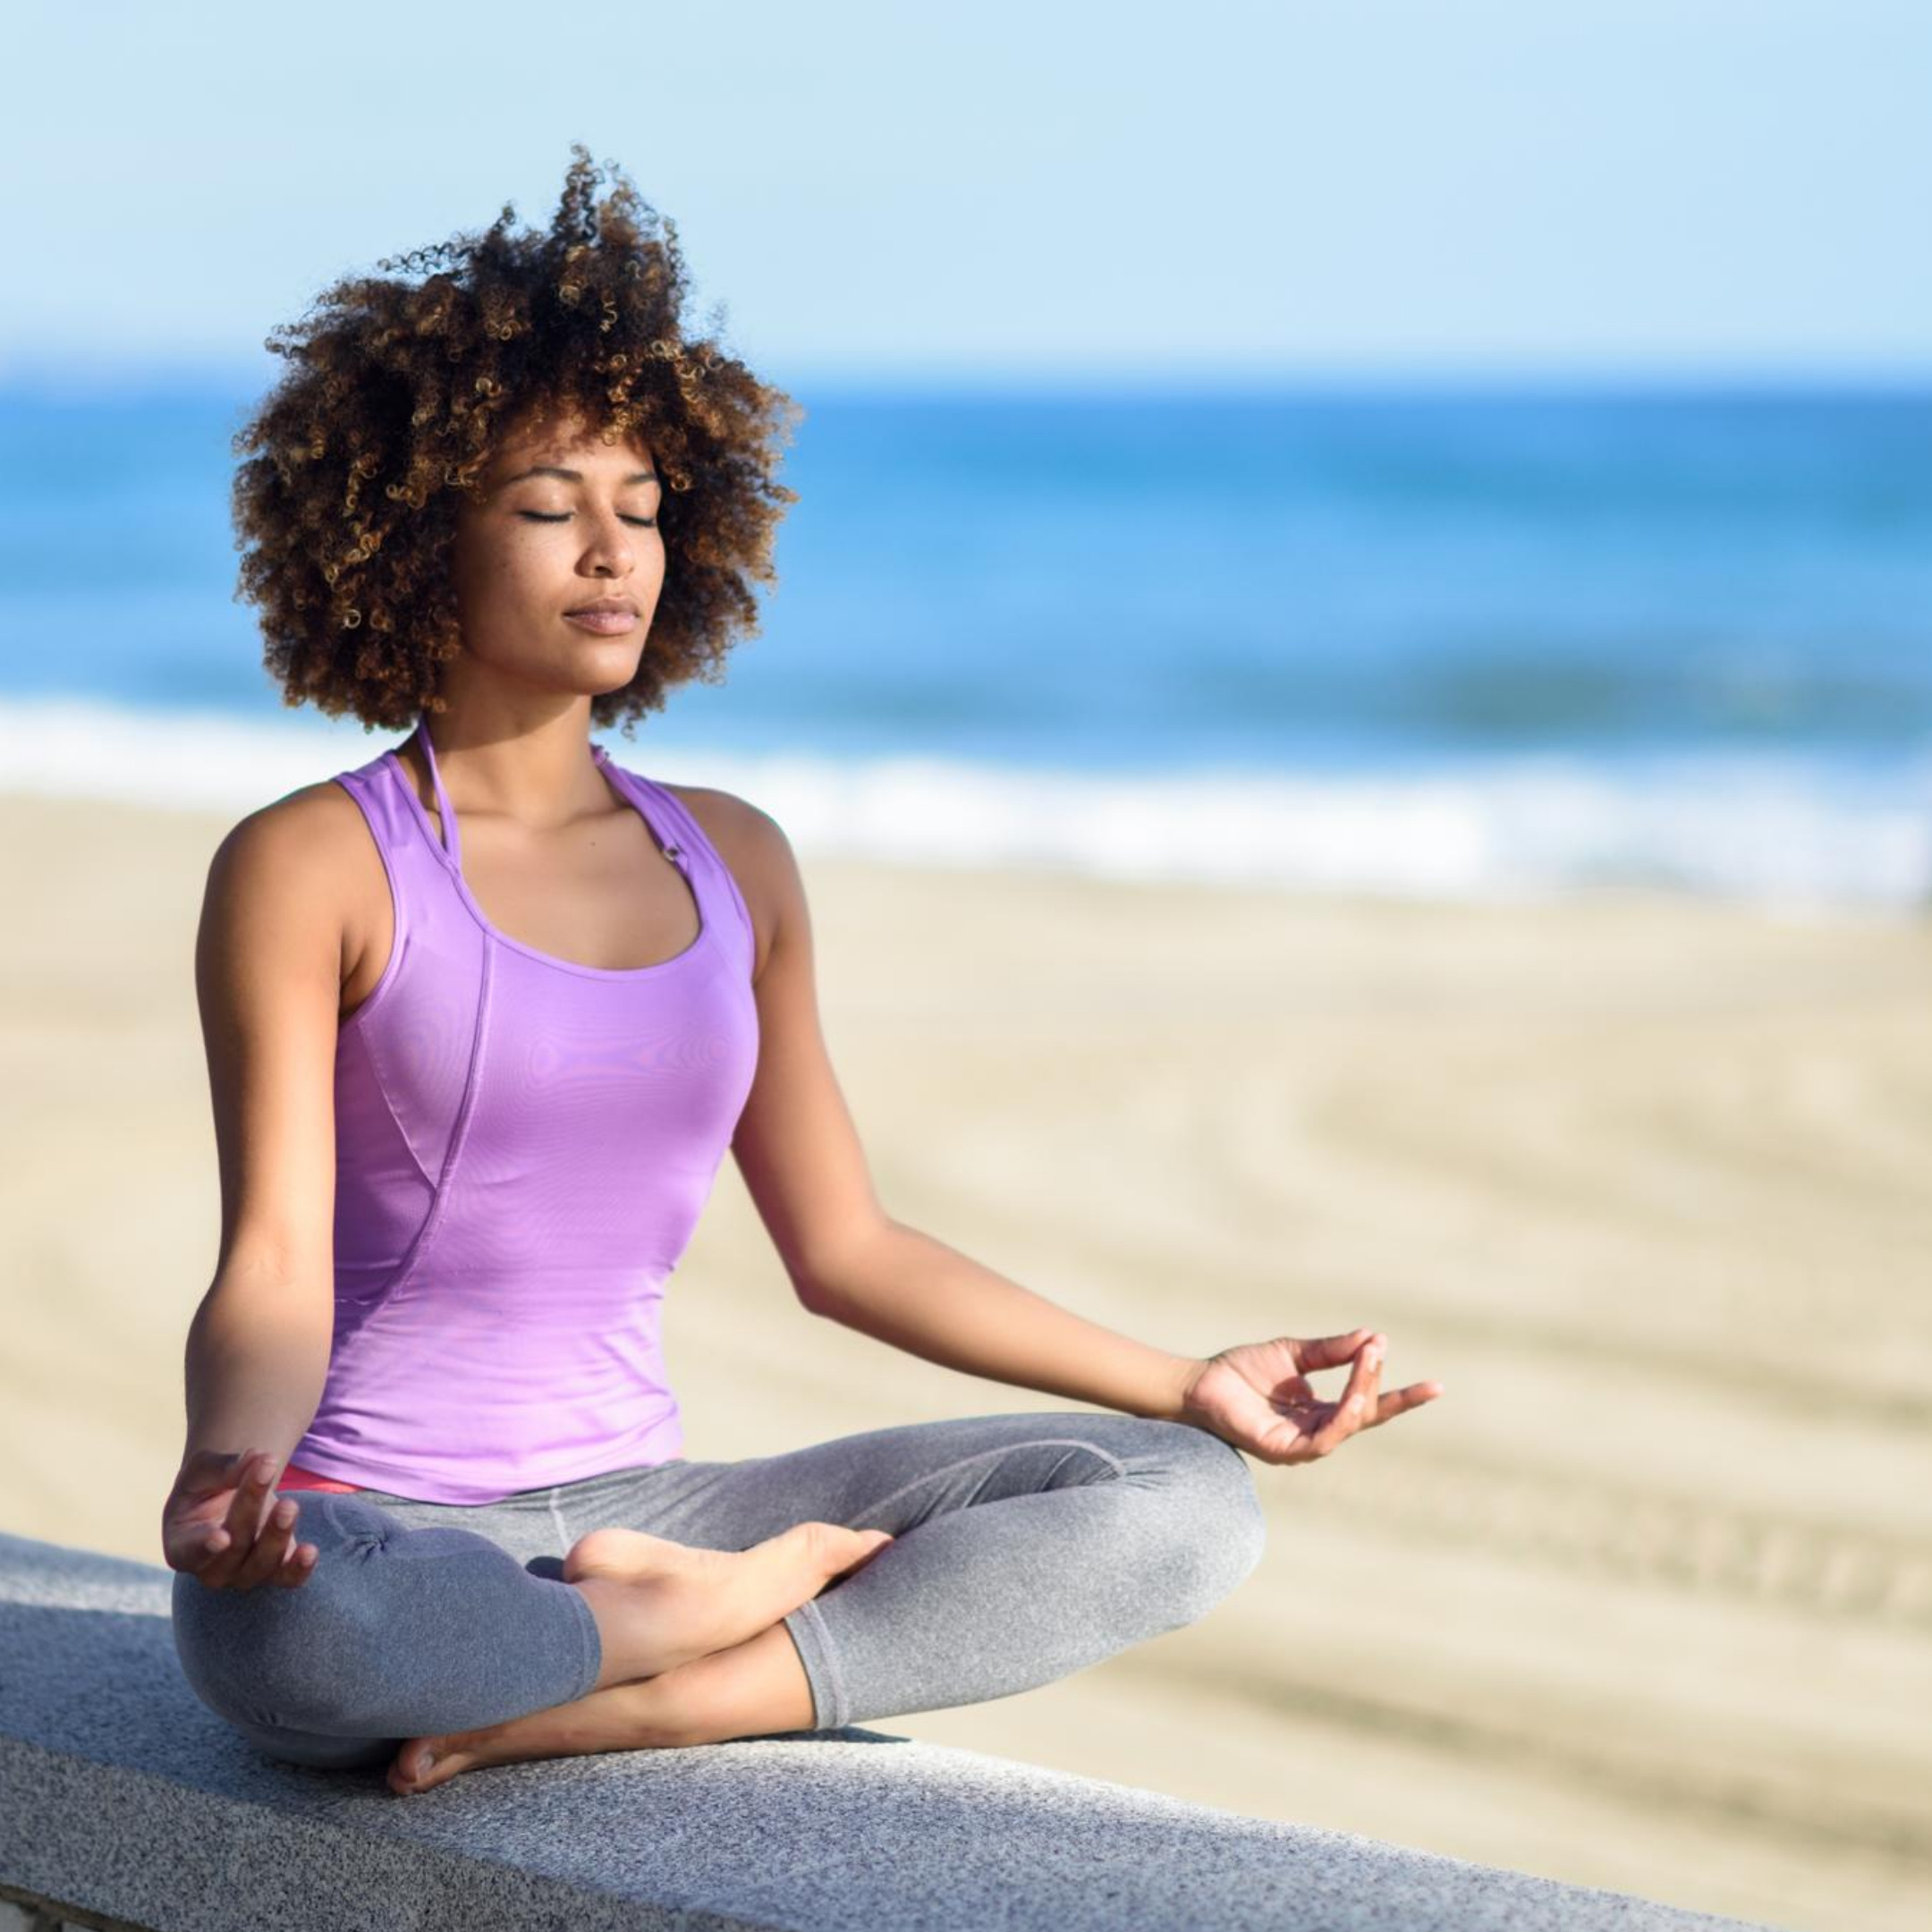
[790, 1216, 904, 1319]
[792, 1265, 854, 1321]
[794, 1281, 843, 1320]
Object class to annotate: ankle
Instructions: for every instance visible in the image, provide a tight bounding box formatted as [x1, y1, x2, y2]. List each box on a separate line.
[572, 1577, 656, 1690]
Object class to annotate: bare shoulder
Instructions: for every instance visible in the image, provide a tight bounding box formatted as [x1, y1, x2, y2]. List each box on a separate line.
[659, 783, 804, 974]
[212, 776, 366, 881]
[203, 777, 381, 988]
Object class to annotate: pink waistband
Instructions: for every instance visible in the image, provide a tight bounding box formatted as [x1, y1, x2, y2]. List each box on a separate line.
[277, 1462, 366, 1494]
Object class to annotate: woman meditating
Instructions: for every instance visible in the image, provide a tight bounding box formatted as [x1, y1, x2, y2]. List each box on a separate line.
[164, 147, 1443, 1798]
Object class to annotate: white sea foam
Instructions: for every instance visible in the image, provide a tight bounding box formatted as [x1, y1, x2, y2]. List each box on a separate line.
[2, 696, 1926, 918]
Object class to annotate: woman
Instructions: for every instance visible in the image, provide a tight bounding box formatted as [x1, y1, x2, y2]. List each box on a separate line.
[165, 148, 1443, 1799]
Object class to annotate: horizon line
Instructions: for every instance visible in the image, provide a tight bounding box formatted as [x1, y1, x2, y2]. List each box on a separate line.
[4, 354, 1931, 402]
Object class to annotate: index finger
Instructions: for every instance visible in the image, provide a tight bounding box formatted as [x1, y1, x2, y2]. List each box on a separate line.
[1307, 1334, 1384, 1457]
[1293, 1328, 1375, 1375]
[199, 1451, 281, 1586]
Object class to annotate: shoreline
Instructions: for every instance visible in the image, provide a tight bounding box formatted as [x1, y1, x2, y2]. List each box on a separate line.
[3, 691, 1928, 913]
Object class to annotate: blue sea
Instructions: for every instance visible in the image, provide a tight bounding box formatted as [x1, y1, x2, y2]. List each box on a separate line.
[3, 379, 1928, 909]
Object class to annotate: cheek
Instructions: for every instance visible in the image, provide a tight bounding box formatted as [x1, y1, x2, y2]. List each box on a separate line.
[453, 524, 533, 585]
[485, 533, 572, 596]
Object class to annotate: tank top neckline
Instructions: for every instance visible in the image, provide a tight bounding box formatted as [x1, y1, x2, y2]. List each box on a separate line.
[383, 724, 714, 983]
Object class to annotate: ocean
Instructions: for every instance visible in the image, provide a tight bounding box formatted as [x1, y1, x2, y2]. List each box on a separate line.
[3, 380, 1928, 910]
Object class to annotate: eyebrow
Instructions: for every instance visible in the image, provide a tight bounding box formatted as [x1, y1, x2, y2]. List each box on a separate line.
[502, 465, 659, 486]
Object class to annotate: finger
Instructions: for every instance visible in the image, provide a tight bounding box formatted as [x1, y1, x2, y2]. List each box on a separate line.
[224, 1503, 297, 1594]
[1371, 1378, 1447, 1423]
[218, 1448, 270, 1531]
[1357, 1335, 1386, 1436]
[163, 1449, 251, 1568]
[181, 1465, 255, 1583]
[276, 1537, 320, 1588]
[1292, 1328, 1375, 1375]
[1340, 1334, 1383, 1437]
[203, 1450, 278, 1586]
[232, 1496, 302, 1592]
[1310, 1335, 1381, 1454]
[176, 1518, 240, 1581]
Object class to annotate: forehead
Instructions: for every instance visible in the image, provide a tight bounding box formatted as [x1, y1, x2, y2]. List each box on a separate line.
[489, 406, 654, 474]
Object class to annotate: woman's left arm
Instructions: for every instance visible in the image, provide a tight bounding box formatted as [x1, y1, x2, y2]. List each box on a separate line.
[797, 1216, 1202, 1423]
[707, 792, 1445, 1469]
[803, 1223, 1445, 1467]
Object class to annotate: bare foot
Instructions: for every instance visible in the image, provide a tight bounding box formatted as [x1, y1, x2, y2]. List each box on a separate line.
[564, 1521, 893, 1685]
[387, 1521, 891, 1796]
[389, 1613, 820, 1795]
[388, 1679, 671, 1796]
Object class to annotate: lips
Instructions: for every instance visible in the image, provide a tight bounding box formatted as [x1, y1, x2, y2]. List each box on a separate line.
[565, 605, 640, 634]
[564, 596, 640, 636]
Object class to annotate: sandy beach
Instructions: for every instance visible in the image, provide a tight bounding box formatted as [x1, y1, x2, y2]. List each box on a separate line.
[3, 784, 1928, 1932]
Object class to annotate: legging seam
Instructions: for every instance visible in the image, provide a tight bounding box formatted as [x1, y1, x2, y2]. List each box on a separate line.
[786, 1596, 850, 1731]
[563, 1569, 603, 1699]
[547, 1489, 571, 1552]
[850, 1436, 1127, 1527]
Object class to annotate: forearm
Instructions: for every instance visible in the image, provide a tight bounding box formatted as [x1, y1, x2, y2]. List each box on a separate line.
[181, 1269, 335, 1471]
[806, 1221, 1201, 1422]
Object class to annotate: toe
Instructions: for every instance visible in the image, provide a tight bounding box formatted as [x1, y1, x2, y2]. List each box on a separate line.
[388, 1736, 448, 1794]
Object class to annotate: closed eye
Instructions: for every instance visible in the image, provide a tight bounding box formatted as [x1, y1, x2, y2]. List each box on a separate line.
[519, 512, 657, 527]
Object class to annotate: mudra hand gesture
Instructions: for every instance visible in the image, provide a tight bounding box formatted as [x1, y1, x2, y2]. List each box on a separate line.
[1179, 1329, 1443, 1465]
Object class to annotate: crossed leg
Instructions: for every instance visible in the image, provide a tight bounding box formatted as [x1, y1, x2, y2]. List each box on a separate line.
[389, 1411, 1266, 1794]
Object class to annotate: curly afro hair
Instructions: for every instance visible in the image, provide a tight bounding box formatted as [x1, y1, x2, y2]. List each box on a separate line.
[231, 144, 802, 736]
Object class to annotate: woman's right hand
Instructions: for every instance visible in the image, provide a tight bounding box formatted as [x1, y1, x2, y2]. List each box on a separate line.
[163, 1446, 318, 1591]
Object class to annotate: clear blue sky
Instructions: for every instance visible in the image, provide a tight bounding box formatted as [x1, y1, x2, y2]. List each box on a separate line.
[4, 0, 1927, 388]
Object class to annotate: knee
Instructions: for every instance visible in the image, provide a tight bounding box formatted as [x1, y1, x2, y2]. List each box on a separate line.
[1148, 1423, 1268, 1622]
[170, 1494, 389, 1734]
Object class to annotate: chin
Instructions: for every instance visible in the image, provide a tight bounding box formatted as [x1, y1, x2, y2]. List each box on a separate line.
[588, 662, 648, 696]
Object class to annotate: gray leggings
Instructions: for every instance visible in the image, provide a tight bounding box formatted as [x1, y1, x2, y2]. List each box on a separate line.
[171, 1410, 1267, 1772]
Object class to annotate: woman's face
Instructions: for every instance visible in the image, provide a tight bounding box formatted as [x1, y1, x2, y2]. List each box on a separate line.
[445, 405, 666, 697]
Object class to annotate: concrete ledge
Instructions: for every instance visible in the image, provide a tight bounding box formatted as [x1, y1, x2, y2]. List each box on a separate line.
[0, 1530, 1772, 1932]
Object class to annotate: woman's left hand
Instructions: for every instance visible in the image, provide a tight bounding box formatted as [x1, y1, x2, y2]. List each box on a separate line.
[1176, 1329, 1444, 1465]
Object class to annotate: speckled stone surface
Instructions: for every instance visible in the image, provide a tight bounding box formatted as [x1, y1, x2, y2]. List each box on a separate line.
[0, 1530, 1774, 1932]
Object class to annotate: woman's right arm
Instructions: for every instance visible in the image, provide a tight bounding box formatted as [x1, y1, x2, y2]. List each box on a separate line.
[164, 789, 349, 1587]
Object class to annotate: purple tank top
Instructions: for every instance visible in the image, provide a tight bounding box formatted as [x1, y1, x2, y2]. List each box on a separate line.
[287, 726, 760, 1504]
